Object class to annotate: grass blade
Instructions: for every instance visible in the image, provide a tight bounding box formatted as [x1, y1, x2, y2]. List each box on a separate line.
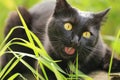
[108, 29, 120, 77]
[0, 57, 15, 78]
[0, 26, 23, 51]
[8, 73, 27, 80]
[51, 63, 67, 80]
[1, 56, 22, 80]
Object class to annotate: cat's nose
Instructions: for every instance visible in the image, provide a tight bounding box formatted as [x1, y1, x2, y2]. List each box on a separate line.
[71, 35, 79, 46]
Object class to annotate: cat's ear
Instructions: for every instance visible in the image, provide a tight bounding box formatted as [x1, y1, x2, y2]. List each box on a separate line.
[93, 8, 111, 22]
[53, 0, 71, 16]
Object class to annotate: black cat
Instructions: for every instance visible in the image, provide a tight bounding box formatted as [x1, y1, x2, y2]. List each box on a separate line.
[1, 0, 120, 80]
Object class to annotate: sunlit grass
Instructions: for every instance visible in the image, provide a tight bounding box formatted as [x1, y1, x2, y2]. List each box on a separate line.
[108, 29, 120, 78]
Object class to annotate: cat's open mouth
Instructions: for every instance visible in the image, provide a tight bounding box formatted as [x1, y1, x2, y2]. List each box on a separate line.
[64, 47, 76, 55]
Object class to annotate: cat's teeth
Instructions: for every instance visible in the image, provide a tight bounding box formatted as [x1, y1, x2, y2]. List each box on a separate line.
[68, 47, 72, 52]
[64, 47, 76, 55]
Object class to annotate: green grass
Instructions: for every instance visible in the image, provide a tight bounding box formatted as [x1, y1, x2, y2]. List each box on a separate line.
[108, 29, 120, 79]
[0, 5, 120, 80]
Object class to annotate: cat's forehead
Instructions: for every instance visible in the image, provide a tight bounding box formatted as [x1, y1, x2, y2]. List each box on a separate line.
[60, 10, 94, 23]
[77, 10, 94, 19]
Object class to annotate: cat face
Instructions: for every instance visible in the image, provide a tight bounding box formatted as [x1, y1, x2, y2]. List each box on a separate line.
[47, 0, 110, 59]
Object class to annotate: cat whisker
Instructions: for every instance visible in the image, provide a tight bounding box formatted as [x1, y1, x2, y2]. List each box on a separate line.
[77, 45, 96, 60]
[85, 46, 103, 52]
[77, 46, 88, 60]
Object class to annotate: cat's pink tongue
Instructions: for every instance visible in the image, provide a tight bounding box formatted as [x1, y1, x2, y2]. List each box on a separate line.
[64, 47, 75, 55]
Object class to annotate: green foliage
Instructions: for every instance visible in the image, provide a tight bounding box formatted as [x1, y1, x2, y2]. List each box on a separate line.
[108, 27, 120, 80]
[111, 30, 120, 56]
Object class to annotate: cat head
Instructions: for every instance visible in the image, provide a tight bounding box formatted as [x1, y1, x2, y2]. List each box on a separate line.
[47, 0, 110, 59]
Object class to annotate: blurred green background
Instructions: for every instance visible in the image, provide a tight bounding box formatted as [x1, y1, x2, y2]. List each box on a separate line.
[0, 0, 120, 53]
[0, 0, 41, 43]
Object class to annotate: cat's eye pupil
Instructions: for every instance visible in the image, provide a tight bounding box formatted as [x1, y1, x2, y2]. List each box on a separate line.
[83, 32, 91, 38]
[64, 23, 72, 31]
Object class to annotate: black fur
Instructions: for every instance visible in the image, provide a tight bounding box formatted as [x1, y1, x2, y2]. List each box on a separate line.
[1, 0, 120, 80]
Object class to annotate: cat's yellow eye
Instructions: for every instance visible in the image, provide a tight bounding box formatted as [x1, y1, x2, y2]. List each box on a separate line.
[82, 32, 91, 38]
[64, 23, 72, 31]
